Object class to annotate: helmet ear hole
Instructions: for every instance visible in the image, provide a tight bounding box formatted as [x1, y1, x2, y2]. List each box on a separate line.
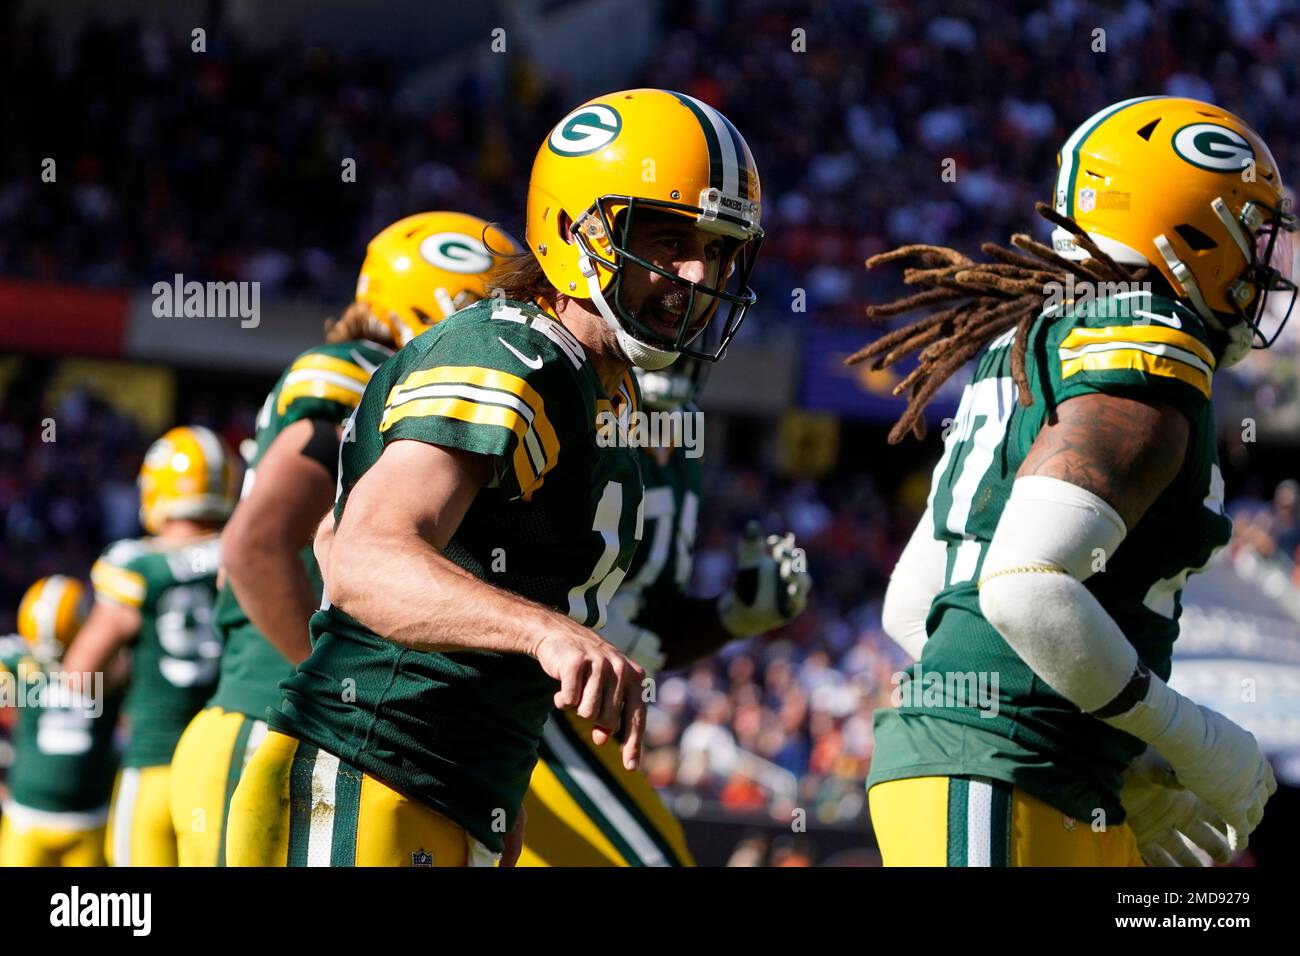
[1175, 224, 1218, 251]
[558, 210, 574, 244]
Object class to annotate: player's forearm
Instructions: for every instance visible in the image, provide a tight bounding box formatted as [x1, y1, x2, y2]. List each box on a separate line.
[225, 543, 316, 665]
[881, 506, 947, 661]
[326, 527, 556, 656]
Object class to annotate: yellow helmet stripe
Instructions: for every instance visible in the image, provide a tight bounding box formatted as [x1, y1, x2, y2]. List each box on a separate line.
[1056, 96, 1166, 219]
[1059, 325, 1216, 367]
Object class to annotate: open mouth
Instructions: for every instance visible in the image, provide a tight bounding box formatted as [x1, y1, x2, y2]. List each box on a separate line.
[642, 306, 684, 340]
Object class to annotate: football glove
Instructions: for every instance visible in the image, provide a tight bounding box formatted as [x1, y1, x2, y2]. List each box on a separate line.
[1103, 671, 1276, 848]
[1121, 747, 1234, 866]
[597, 591, 666, 675]
[717, 522, 811, 638]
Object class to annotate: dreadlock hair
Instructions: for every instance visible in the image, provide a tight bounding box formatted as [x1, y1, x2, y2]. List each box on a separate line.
[847, 202, 1151, 444]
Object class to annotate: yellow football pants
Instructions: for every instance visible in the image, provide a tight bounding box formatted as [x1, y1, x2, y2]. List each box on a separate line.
[0, 811, 107, 867]
[170, 706, 268, 867]
[869, 775, 1145, 866]
[518, 710, 694, 867]
[106, 764, 176, 866]
[225, 730, 496, 867]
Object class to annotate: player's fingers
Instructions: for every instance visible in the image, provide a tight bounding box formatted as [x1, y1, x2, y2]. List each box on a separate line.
[1183, 820, 1232, 865]
[1161, 832, 1203, 867]
[552, 652, 584, 711]
[575, 655, 608, 722]
[595, 655, 629, 739]
[621, 674, 646, 771]
[1143, 843, 1178, 867]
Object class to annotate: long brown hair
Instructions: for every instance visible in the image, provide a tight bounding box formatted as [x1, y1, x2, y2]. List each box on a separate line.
[847, 202, 1148, 443]
[487, 249, 556, 308]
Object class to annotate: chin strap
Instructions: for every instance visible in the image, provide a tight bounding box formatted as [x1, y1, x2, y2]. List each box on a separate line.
[577, 249, 679, 371]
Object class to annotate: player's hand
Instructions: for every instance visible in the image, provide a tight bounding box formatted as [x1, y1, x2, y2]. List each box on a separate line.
[717, 522, 811, 638]
[532, 620, 647, 771]
[1121, 747, 1233, 866]
[499, 804, 526, 868]
[1162, 704, 1276, 848]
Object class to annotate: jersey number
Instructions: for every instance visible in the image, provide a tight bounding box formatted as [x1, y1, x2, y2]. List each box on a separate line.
[157, 584, 221, 687]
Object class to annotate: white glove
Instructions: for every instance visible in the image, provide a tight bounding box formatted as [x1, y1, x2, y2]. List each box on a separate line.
[597, 592, 666, 675]
[1121, 747, 1233, 866]
[1103, 671, 1276, 847]
[717, 522, 812, 638]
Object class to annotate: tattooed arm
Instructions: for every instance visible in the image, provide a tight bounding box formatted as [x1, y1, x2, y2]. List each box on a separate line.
[983, 390, 1274, 844]
[1017, 391, 1188, 527]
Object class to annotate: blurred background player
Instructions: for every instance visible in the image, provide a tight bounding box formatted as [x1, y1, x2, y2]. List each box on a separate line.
[225, 88, 762, 867]
[856, 97, 1290, 866]
[169, 211, 518, 866]
[519, 357, 811, 866]
[0, 576, 120, 867]
[62, 426, 240, 866]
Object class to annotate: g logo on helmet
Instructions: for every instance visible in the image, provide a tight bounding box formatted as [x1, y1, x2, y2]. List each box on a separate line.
[418, 233, 495, 274]
[548, 105, 622, 157]
[1172, 123, 1255, 173]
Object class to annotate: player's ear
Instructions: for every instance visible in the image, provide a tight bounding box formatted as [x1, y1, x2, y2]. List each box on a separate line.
[558, 210, 574, 244]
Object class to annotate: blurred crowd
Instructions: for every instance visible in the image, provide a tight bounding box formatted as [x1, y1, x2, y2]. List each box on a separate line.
[5, 1, 1300, 343]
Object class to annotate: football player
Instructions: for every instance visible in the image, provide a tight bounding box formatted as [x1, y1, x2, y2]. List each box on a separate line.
[518, 356, 811, 866]
[168, 211, 517, 867]
[855, 97, 1289, 865]
[0, 577, 121, 866]
[62, 426, 240, 866]
[225, 88, 764, 867]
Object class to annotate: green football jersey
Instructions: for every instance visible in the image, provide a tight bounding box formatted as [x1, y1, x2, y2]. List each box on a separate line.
[0, 638, 122, 813]
[208, 339, 392, 720]
[622, 431, 702, 643]
[91, 534, 223, 767]
[270, 299, 646, 852]
[868, 292, 1231, 824]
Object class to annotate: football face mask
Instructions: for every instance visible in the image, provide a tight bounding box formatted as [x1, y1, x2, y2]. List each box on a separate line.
[571, 196, 762, 362]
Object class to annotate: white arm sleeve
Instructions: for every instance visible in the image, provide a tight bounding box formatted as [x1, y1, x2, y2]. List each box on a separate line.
[881, 506, 947, 661]
[977, 475, 1136, 713]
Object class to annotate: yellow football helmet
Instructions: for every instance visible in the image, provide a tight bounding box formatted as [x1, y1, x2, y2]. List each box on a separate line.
[526, 88, 763, 369]
[17, 575, 89, 662]
[355, 211, 521, 346]
[1053, 96, 1296, 364]
[138, 425, 239, 534]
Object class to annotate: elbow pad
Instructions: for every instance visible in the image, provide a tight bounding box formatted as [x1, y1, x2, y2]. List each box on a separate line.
[977, 475, 1137, 713]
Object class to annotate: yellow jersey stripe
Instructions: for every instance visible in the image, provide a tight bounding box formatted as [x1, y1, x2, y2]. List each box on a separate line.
[1059, 325, 1215, 368]
[288, 353, 372, 384]
[386, 365, 561, 466]
[380, 396, 540, 489]
[90, 562, 146, 607]
[1061, 349, 1212, 399]
[277, 379, 366, 415]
